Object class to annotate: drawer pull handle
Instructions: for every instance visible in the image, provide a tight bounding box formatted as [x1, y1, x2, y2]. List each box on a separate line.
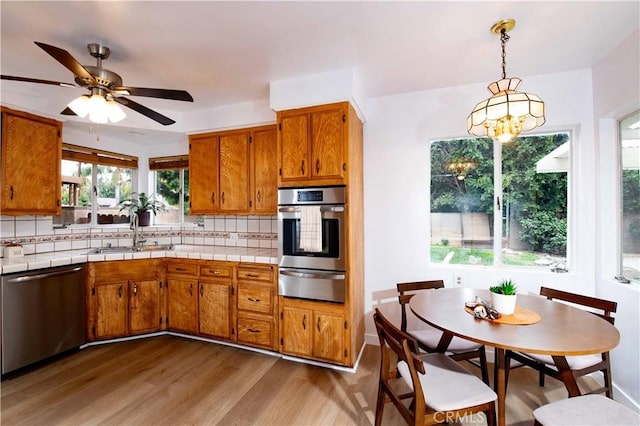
[247, 328, 260, 333]
[175, 267, 188, 272]
[246, 273, 259, 278]
[248, 297, 260, 302]
[208, 270, 221, 275]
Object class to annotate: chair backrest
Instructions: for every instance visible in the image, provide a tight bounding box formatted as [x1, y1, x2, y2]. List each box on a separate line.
[396, 280, 444, 331]
[540, 286, 617, 324]
[373, 308, 426, 424]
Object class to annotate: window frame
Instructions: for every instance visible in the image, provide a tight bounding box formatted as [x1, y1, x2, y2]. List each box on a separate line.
[428, 130, 573, 270]
[149, 155, 193, 225]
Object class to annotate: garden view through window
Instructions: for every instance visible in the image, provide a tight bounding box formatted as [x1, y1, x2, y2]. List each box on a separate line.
[430, 133, 569, 268]
[620, 110, 640, 282]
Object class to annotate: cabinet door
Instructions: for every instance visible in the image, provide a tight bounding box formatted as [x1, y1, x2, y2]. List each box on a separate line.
[312, 310, 346, 363]
[281, 305, 312, 357]
[129, 279, 160, 334]
[189, 135, 219, 214]
[1, 109, 61, 215]
[167, 278, 198, 333]
[279, 114, 309, 182]
[252, 127, 277, 213]
[219, 132, 250, 212]
[311, 108, 344, 180]
[95, 282, 127, 339]
[198, 281, 231, 339]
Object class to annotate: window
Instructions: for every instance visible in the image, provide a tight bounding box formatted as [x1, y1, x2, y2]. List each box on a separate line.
[55, 144, 137, 226]
[620, 110, 640, 282]
[430, 133, 569, 269]
[149, 156, 199, 224]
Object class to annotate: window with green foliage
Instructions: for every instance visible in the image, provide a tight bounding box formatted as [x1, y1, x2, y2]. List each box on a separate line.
[55, 144, 137, 226]
[620, 110, 640, 282]
[430, 133, 569, 269]
[150, 156, 200, 224]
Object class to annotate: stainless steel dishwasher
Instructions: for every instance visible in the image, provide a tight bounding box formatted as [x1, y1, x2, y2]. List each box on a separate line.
[1, 264, 86, 375]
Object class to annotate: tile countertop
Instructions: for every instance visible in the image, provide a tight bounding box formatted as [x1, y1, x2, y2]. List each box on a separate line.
[0, 245, 278, 275]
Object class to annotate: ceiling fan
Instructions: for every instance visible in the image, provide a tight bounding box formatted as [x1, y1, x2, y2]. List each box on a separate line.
[1, 41, 194, 126]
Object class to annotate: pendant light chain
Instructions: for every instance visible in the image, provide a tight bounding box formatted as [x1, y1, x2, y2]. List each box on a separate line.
[500, 28, 510, 79]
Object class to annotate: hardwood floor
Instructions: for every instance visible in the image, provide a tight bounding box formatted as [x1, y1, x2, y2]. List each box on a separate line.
[1, 335, 601, 425]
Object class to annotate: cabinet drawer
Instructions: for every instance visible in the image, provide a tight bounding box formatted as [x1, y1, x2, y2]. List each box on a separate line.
[167, 262, 198, 276]
[200, 264, 232, 279]
[237, 316, 272, 348]
[237, 267, 273, 282]
[237, 284, 272, 314]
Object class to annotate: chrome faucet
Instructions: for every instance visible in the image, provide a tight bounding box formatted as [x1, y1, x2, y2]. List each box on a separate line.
[130, 213, 147, 247]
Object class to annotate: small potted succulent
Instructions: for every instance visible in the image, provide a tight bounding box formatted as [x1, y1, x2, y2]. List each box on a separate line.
[489, 279, 518, 315]
[117, 192, 165, 226]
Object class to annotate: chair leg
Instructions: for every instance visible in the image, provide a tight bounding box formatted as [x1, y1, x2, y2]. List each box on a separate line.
[485, 402, 497, 426]
[539, 369, 545, 387]
[504, 351, 511, 393]
[375, 382, 386, 426]
[479, 346, 490, 386]
[602, 353, 614, 399]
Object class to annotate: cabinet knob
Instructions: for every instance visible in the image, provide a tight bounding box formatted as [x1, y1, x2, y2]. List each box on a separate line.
[133, 283, 138, 296]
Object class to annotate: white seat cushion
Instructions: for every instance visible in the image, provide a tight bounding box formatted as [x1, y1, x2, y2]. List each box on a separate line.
[397, 353, 496, 412]
[521, 352, 604, 370]
[409, 325, 483, 353]
[533, 394, 640, 425]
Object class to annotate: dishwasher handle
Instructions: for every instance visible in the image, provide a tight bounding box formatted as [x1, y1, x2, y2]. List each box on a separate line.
[4, 266, 84, 283]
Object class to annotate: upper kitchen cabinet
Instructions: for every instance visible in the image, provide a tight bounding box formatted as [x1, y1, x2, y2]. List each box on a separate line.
[189, 133, 220, 213]
[189, 125, 277, 215]
[277, 102, 363, 187]
[1, 107, 62, 215]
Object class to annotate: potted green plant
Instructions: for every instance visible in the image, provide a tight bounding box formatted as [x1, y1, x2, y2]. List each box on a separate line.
[489, 279, 518, 315]
[117, 192, 165, 226]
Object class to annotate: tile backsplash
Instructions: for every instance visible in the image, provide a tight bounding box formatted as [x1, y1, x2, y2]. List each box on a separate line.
[0, 215, 277, 257]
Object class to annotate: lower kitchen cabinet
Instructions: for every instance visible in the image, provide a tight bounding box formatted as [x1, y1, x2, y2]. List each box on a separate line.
[166, 260, 199, 334]
[279, 297, 348, 365]
[87, 259, 166, 341]
[236, 264, 278, 350]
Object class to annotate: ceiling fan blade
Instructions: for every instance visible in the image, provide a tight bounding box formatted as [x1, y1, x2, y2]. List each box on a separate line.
[34, 41, 97, 85]
[113, 86, 194, 102]
[113, 97, 176, 126]
[1, 75, 77, 88]
[61, 107, 77, 116]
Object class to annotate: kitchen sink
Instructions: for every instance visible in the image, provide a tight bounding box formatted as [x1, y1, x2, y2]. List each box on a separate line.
[87, 244, 174, 254]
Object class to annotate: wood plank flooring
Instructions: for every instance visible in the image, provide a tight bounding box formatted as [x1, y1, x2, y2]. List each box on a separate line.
[1, 335, 600, 425]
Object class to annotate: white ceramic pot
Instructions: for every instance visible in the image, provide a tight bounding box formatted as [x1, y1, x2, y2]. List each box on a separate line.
[491, 292, 517, 315]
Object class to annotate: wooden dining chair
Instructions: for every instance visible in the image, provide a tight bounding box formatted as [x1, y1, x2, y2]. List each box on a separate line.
[505, 286, 618, 398]
[397, 280, 490, 384]
[373, 308, 497, 426]
[533, 394, 639, 425]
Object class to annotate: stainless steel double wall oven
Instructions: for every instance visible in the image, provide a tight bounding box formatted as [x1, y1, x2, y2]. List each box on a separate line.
[277, 186, 346, 303]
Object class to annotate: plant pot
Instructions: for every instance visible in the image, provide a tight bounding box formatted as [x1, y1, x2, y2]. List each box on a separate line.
[491, 292, 517, 315]
[137, 211, 151, 227]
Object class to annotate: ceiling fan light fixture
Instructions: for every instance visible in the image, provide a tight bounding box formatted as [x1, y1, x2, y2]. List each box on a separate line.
[88, 94, 108, 124]
[467, 19, 546, 143]
[106, 100, 126, 123]
[67, 94, 90, 118]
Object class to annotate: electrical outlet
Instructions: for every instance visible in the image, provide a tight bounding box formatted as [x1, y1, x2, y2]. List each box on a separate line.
[455, 276, 463, 286]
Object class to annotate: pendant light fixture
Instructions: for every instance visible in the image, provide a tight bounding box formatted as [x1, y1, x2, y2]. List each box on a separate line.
[467, 19, 545, 143]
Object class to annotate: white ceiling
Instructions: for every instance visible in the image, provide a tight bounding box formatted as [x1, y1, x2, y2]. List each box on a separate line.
[1, 1, 638, 145]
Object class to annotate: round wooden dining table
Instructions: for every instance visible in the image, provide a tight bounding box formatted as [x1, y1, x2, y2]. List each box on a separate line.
[409, 287, 620, 426]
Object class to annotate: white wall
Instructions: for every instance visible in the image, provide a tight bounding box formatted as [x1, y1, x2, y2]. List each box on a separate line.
[362, 63, 640, 408]
[593, 30, 640, 408]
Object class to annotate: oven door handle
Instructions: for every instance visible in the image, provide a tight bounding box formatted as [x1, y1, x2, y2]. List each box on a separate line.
[280, 270, 346, 280]
[278, 206, 345, 213]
